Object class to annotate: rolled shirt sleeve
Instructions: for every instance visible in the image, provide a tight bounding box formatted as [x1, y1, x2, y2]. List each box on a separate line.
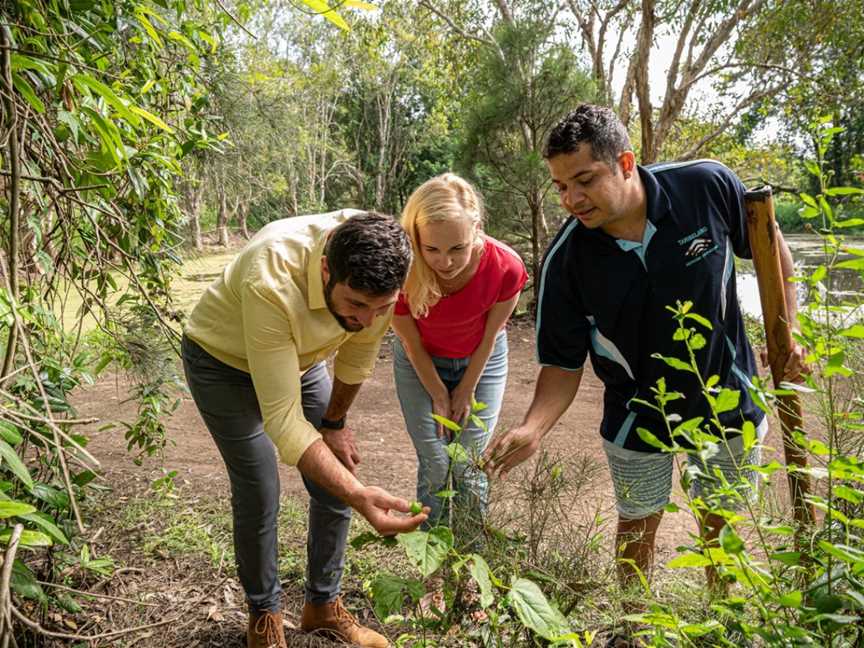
[241, 281, 321, 466]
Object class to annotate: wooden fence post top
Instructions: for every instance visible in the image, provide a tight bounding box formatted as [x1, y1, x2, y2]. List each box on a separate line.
[744, 186, 773, 202]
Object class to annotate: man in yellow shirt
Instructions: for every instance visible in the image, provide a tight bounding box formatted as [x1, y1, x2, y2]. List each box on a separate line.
[182, 210, 425, 648]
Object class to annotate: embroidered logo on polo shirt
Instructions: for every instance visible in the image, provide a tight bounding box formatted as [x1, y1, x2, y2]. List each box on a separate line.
[677, 226, 719, 266]
[686, 238, 713, 256]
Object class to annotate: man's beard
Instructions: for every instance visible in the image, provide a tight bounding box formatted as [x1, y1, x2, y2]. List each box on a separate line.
[324, 278, 363, 332]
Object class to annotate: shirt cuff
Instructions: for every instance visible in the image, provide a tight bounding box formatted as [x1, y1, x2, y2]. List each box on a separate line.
[275, 422, 322, 466]
[333, 358, 374, 385]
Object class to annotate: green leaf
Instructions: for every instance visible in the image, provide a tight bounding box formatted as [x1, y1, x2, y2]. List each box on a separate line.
[11, 560, 46, 603]
[799, 192, 818, 208]
[720, 525, 744, 554]
[818, 541, 864, 565]
[471, 399, 488, 412]
[0, 501, 36, 518]
[302, 0, 351, 30]
[685, 312, 713, 329]
[369, 573, 423, 619]
[430, 413, 461, 432]
[55, 593, 83, 613]
[824, 187, 864, 196]
[134, 9, 164, 48]
[810, 265, 827, 283]
[434, 489, 456, 499]
[839, 324, 864, 339]
[445, 442, 469, 464]
[0, 529, 52, 547]
[343, 0, 377, 9]
[72, 470, 98, 488]
[714, 389, 741, 414]
[636, 427, 671, 451]
[0, 439, 33, 490]
[690, 333, 706, 350]
[468, 554, 494, 608]
[73, 74, 140, 127]
[778, 591, 803, 607]
[31, 483, 70, 510]
[20, 511, 69, 544]
[834, 218, 864, 229]
[799, 205, 820, 219]
[350, 531, 382, 550]
[835, 257, 864, 271]
[0, 421, 22, 446]
[741, 420, 756, 452]
[651, 353, 694, 373]
[129, 105, 174, 133]
[667, 553, 713, 568]
[397, 527, 453, 577]
[508, 578, 571, 640]
[769, 551, 801, 566]
[11, 73, 45, 113]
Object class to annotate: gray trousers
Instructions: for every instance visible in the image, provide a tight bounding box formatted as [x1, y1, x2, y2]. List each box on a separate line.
[181, 335, 351, 612]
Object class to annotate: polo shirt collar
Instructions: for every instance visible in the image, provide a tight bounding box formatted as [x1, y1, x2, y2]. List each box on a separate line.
[307, 236, 328, 310]
[638, 165, 673, 225]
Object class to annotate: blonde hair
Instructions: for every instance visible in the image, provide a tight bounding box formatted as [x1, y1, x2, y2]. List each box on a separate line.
[401, 173, 485, 318]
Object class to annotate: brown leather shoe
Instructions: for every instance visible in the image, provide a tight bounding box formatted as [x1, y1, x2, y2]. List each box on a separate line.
[247, 610, 287, 648]
[300, 597, 389, 647]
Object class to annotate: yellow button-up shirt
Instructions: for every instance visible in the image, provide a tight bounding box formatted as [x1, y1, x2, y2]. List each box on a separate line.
[184, 210, 392, 465]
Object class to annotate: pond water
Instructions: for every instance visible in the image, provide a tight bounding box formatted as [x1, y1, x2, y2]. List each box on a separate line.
[737, 234, 864, 319]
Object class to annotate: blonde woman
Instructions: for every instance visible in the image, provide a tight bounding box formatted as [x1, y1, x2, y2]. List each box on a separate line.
[392, 174, 528, 528]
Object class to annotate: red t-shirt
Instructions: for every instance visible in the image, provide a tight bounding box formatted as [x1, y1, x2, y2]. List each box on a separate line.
[395, 236, 528, 358]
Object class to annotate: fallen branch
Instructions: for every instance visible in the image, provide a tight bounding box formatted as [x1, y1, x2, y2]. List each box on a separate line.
[0, 525, 24, 648]
[35, 581, 159, 607]
[10, 577, 228, 642]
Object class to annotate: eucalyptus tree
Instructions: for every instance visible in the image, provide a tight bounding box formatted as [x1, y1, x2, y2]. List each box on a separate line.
[459, 6, 595, 297]
[738, 0, 864, 189]
[334, 1, 475, 214]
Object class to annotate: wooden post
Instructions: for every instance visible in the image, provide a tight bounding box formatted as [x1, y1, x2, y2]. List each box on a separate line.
[744, 187, 815, 526]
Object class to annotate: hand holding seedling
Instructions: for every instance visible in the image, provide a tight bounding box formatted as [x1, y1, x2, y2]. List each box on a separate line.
[483, 424, 541, 479]
[353, 486, 429, 535]
[321, 425, 361, 473]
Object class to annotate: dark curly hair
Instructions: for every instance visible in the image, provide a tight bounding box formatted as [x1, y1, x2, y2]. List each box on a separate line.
[544, 104, 631, 170]
[325, 211, 412, 295]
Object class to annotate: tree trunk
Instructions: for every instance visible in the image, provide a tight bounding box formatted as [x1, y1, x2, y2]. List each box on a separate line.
[634, 0, 656, 163]
[239, 203, 250, 239]
[186, 184, 203, 251]
[530, 197, 542, 302]
[217, 188, 229, 247]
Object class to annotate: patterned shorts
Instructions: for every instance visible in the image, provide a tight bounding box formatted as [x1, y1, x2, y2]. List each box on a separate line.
[602, 418, 768, 520]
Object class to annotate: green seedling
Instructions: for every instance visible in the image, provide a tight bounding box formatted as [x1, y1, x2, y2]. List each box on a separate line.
[409, 501, 423, 515]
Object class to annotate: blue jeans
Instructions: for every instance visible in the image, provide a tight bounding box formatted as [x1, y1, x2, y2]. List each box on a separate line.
[392, 331, 508, 527]
[181, 335, 349, 613]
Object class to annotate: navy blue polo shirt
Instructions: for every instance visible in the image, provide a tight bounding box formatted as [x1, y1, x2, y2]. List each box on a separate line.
[536, 160, 765, 452]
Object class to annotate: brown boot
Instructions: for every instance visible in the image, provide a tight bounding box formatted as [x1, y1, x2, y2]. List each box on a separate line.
[247, 610, 287, 648]
[300, 597, 389, 648]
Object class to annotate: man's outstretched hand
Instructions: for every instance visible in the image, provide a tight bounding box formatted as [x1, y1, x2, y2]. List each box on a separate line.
[482, 425, 540, 480]
[352, 485, 429, 536]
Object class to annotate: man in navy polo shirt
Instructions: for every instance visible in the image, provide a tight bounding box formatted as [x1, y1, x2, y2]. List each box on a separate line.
[484, 104, 805, 604]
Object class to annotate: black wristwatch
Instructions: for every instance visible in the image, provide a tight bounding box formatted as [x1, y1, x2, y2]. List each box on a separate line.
[319, 416, 346, 430]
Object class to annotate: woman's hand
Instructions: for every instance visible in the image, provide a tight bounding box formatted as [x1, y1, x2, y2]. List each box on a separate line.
[431, 390, 452, 439]
[449, 382, 475, 428]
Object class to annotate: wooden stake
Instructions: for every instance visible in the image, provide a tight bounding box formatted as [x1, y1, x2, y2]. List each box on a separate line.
[744, 187, 815, 526]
